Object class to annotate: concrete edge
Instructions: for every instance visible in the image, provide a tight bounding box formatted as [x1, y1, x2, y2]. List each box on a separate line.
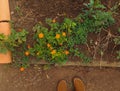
[29, 60, 120, 67]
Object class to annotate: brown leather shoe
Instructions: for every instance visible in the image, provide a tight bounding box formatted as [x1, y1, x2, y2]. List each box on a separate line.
[73, 78, 85, 91]
[57, 80, 67, 91]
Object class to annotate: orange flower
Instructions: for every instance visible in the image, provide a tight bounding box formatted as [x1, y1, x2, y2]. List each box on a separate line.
[55, 34, 60, 39]
[20, 67, 25, 72]
[27, 44, 31, 49]
[39, 33, 44, 38]
[17, 28, 22, 32]
[62, 32, 66, 36]
[52, 19, 56, 23]
[47, 43, 51, 48]
[51, 50, 56, 55]
[64, 50, 69, 55]
[25, 51, 30, 56]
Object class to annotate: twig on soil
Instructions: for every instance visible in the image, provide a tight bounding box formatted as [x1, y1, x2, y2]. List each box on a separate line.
[85, 43, 92, 54]
[93, 32, 101, 60]
[103, 29, 120, 53]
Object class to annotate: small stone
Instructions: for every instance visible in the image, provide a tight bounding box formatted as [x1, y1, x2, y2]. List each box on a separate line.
[11, 11, 14, 15]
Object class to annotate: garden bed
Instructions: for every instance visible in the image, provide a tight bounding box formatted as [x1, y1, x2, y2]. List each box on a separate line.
[7, 0, 120, 67]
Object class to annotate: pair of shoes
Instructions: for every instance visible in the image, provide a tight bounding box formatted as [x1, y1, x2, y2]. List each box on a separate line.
[57, 77, 85, 91]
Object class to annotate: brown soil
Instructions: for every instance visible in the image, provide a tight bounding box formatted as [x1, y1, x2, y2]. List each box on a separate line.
[0, 64, 120, 91]
[10, 0, 120, 63]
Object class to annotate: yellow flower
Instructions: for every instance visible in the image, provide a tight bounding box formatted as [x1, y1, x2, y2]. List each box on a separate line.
[51, 50, 56, 55]
[25, 51, 30, 56]
[55, 34, 60, 39]
[47, 43, 51, 48]
[39, 33, 44, 38]
[64, 50, 69, 55]
[62, 32, 66, 36]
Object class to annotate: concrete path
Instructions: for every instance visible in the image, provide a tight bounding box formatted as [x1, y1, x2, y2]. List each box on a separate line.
[0, 65, 120, 91]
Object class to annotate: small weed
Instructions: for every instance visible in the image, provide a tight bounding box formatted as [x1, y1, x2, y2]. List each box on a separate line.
[114, 28, 120, 60]
[0, 28, 28, 54]
[76, 0, 115, 33]
[117, 51, 120, 60]
[43, 64, 51, 70]
[15, 6, 23, 16]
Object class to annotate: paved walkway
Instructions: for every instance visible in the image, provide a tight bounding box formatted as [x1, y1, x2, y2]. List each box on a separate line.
[0, 65, 120, 91]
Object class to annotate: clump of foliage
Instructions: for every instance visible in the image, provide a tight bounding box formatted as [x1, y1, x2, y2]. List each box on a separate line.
[28, 18, 90, 64]
[75, 0, 115, 33]
[0, 28, 28, 54]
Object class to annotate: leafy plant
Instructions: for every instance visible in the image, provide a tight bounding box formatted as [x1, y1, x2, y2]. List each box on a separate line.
[76, 0, 115, 33]
[28, 18, 90, 64]
[0, 28, 28, 54]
